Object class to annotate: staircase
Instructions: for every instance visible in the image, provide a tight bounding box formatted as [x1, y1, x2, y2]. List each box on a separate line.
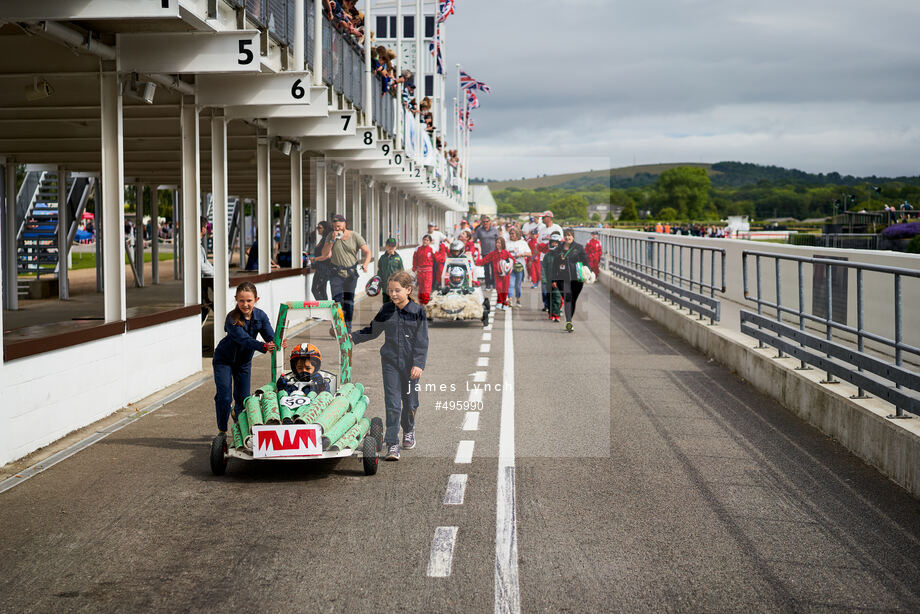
[16, 170, 95, 285]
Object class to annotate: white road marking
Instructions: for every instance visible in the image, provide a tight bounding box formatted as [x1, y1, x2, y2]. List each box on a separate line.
[443, 474, 468, 505]
[480, 343, 491, 353]
[473, 371, 487, 382]
[495, 306, 520, 614]
[427, 526, 459, 577]
[454, 440, 475, 464]
[468, 387, 484, 404]
[484, 325, 493, 331]
[462, 412, 480, 431]
[478, 357, 490, 367]
[482, 332, 492, 341]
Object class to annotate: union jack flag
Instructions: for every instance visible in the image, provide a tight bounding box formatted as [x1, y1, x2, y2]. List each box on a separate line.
[428, 34, 443, 75]
[467, 90, 479, 109]
[459, 70, 490, 93]
[437, 0, 455, 24]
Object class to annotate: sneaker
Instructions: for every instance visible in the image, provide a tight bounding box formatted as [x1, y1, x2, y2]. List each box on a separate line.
[516, 299, 522, 307]
[385, 445, 400, 460]
[531, 283, 539, 289]
[402, 431, 416, 449]
[541, 306, 548, 312]
[565, 321, 574, 333]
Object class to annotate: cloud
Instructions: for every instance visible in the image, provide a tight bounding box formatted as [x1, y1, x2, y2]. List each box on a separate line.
[441, 0, 920, 177]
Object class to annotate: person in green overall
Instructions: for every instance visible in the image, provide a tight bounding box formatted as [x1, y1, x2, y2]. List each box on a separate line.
[376, 237, 405, 303]
[540, 230, 563, 321]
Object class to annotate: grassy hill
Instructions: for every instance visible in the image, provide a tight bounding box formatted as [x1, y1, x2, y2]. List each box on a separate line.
[484, 163, 714, 190]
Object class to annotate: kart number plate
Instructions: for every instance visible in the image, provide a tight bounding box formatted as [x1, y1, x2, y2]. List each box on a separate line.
[252, 424, 322, 458]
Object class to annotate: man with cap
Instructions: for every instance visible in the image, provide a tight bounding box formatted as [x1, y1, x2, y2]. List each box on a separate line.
[536, 211, 562, 309]
[585, 230, 603, 276]
[320, 214, 372, 332]
[521, 215, 539, 236]
[472, 215, 500, 290]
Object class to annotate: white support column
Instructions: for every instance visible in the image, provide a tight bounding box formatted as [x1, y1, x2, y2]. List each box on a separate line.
[353, 173, 362, 237]
[312, 156, 327, 225]
[290, 145, 303, 269]
[256, 134, 271, 274]
[363, 0, 373, 119]
[100, 66, 126, 322]
[134, 182, 144, 287]
[211, 113, 229, 347]
[294, 0, 305, 71]
[312, 0, 323, 85]
[150, 185, 159, 284]
[58, 166, 70, 299]
[4, 162, 17, 310]
[180, 94, 200, 307]
[335, 165, 345, 216]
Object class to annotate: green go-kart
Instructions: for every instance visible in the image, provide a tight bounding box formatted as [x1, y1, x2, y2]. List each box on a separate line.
[210, 300, 384, 477]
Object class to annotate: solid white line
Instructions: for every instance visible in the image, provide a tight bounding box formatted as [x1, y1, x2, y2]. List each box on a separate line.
[462, 412, 480, 431]
[454, 440, 475, 464]
[477, 357, 490, 367]
[427, 526, 459, 577]
[0, 374, 211, 495]
[482, 332, 492, 341]
[473, 370, 487, 382]
[443, 474, 468, 505]
[468, 387, 484, 404]
[495, 306, 520, 614]
[480, 343, 490, 353]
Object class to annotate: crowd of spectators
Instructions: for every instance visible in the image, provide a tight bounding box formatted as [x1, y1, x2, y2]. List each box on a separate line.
[643, 223, 728, 237]
[324, 0, 364, 44]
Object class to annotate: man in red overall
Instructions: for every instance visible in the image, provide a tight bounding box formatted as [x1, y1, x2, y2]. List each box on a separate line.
[413, 235, 435, 304]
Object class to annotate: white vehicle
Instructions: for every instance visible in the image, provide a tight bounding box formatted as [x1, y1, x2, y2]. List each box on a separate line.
[424, 241, 490, 326]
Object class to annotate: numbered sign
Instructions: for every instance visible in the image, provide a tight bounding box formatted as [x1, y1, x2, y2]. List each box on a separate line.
[198, 73, 313, 106]
[268, 112, 356, 138]
[280, 395, 311, 411]
[117, 31, 261, 74]
[0, 0, 180, 20]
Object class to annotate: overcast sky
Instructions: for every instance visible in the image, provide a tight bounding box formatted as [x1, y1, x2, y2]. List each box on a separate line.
[439, 0, 920, 180]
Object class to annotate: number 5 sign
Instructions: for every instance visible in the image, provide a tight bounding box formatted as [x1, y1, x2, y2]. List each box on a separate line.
[117, 31, 261, 73]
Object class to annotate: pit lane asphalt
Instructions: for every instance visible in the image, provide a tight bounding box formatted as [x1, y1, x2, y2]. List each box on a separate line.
[1, 282, 920, 613]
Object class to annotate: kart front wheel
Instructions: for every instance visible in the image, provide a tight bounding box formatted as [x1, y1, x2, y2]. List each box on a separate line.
[370, 417, 384, 452]
[362, 436, 379, 476]
[210, 433, 228, 476]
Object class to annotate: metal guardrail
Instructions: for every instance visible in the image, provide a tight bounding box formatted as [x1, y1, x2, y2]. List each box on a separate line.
[372, 77, 396, 137]
[741, 250, 920, 418]
[790, 234, 882, 250]
[577, 230, 725, 323]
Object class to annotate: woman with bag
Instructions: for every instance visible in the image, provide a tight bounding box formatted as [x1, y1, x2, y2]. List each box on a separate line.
[551, 228, 590, 333]
[311, 221, 333, 300]
[506, 226, 532, 308]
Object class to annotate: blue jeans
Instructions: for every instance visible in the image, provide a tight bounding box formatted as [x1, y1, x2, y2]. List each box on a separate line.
[509, 268, 525, 299]
[381, 361, 418, 445]
[213, 361, 251, 432]
[329, 271, 358, 331]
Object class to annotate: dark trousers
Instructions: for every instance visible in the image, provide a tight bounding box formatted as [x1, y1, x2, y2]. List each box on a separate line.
[562, 280, 584, 322]
[381, 361, 418, 445]
[201, 276, 214, 320]
[213, 361, 251, 432]
[483, 257, 494, 289]
[330, 272, 358, 331]
[311, 268, 329, 300]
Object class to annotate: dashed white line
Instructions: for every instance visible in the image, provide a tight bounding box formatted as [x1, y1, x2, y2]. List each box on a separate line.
[443, 474, 468, 505]
[480, 343, 491, 353]
[468, 387, 484, 403]
[473, 371, 487, 382]
[454, 440, 475, 464]
[482, 332, 492, 341]
[427, 526, 459, 577]
[462, 412, 480, 431]
[495, 305, 521, 614]
[477, 357, 490, 367]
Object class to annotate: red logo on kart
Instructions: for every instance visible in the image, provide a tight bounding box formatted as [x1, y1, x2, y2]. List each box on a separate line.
[252, 425, 321, 458]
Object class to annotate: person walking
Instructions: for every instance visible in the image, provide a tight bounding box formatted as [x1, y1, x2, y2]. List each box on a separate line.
[526, 229, 541, 289]
[376, 237, 405, 303]
[311, 220, 333, 300]
[506, 226, 531, 307]
[351, 270, 429, 460]
[321, 214, 371, 333]
[472, 215, 499, 290]
[551, 228, 590, 333]
[585, 230, 603, 276]
[412, 234, 436, 304]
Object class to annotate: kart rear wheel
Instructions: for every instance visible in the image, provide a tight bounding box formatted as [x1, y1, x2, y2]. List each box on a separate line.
[482, 297, 490, 327]
[210, 433, 228, 476]
[362, 436, 379, 476]
[370, 417, 384, 452]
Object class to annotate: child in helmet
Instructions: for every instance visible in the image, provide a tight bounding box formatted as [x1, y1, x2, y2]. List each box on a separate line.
[276, 343, 329, 394]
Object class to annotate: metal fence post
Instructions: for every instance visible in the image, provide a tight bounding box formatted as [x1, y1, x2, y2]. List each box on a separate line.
[822, 261, 838, 383]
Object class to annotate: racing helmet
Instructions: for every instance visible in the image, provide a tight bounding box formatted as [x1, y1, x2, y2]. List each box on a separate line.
[498, 257, 514, 276]
[449, 240, 465, 258]
[447, 264, 466, 287]
[365, 275, 382, 296]
[290, 343, 322, 380]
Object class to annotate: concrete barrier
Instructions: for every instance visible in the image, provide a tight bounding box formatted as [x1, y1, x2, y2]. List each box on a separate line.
[599, 267, 920, 498]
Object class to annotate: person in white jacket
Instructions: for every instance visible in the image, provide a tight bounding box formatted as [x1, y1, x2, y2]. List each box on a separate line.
[506, 226, 532, 308]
